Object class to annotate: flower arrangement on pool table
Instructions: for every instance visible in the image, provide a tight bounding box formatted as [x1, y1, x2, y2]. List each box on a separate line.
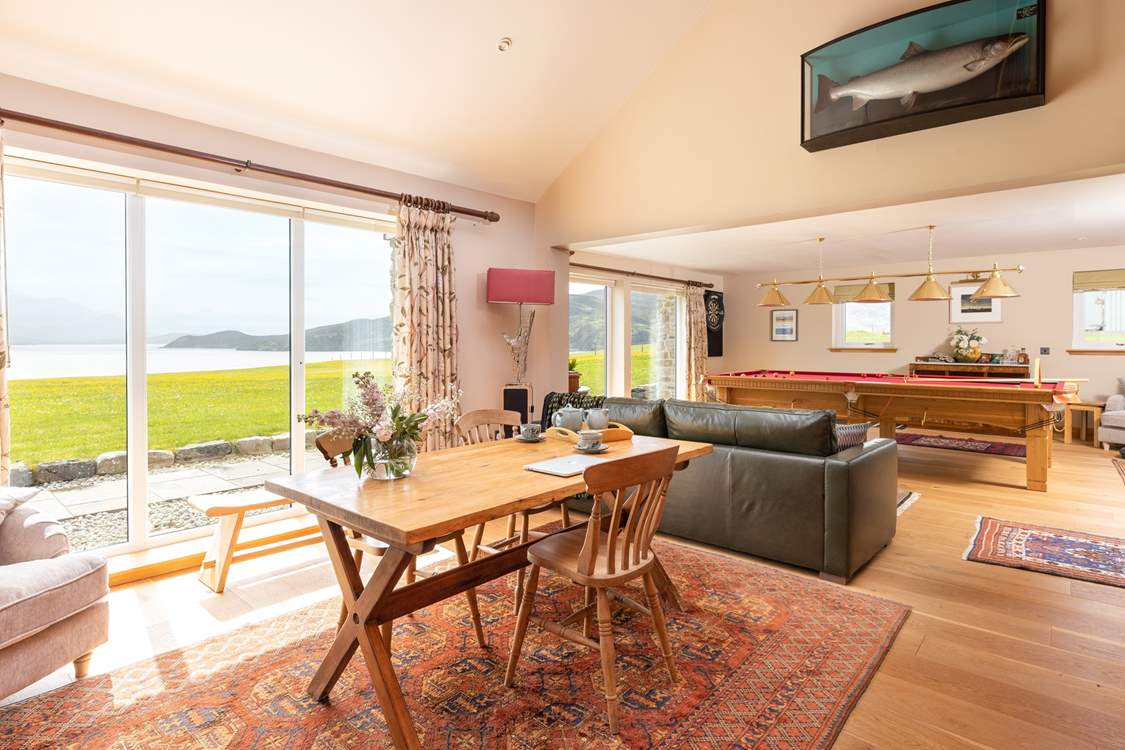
[300, 371, 460, 480]
[950, 327, 987, 363]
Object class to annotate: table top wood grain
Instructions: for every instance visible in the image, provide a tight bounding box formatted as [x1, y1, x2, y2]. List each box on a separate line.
[265, 435, 712, 548]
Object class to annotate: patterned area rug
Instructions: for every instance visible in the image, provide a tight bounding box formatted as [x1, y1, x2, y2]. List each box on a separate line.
[896, 490, 920, 516]
[964, 516, 1125, 588]
[896, 432, 1026, 457]
[1114, 458, 1125, 486]
[0, 539, 909, 749]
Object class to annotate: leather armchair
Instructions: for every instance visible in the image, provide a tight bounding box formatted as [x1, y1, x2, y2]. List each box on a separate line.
[0, 502, 109, 700]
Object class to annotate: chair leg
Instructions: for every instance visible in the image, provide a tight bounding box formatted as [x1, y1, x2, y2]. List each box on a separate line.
[504, 563, 540, 687]
[74, 652, 92, 679]
[583, 585, 595, 639]
[470, 522, 486, 561]
[643, 571, 679, 683]
[454, 533, 488, 649]
[560, 502, 571, 527]
[405, 556, 416, 584]
[513, 513, 531, 613]
[199, 511, 244, 593]
[596, 588, 620, 733]
[338, 546, 365, 630]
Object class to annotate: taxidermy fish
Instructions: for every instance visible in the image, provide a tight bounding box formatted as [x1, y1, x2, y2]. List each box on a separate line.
[815, 33, 1029, 113]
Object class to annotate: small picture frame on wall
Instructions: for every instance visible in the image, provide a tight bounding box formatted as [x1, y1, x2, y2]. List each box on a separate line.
[770, 309, 798, 341]
[950, 283, 1002, 323]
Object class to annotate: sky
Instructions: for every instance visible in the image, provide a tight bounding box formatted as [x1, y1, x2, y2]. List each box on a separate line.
[4, 175, 394, 341]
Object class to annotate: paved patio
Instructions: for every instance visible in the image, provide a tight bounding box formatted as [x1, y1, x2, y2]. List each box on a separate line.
[25, 450, 324, 520]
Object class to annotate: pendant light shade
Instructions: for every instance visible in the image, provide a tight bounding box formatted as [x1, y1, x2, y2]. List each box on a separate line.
[853, 273, 891, 303]
[971, 264, 1020, 300]
[804, 281, 836, 305]
[758, 282, 790, 307]
[909, 273, 951, 301]
[908, 225, 951, 301]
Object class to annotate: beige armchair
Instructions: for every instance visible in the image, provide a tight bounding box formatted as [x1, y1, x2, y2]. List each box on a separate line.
[0, 498, 109, 700]
[1100, 394, 1125, 451]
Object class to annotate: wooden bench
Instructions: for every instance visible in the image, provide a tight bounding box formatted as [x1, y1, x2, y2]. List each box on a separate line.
[189, 488, 322, 593]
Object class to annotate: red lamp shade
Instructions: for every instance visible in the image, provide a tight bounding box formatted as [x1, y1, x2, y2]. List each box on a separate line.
[486, 268, 555, 305]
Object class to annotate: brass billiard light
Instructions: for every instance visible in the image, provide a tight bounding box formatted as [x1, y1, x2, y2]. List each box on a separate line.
[803, 237, 836, 305]
[909, 225, 952, 301]
[971, 263, 1021, 300]
[853, 273, 892, 303]
[758, 279, 791, 307]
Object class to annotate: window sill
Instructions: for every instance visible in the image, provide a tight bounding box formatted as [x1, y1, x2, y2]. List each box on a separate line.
[1066, 348, 1125, 355]
[828, 347, 898, 353]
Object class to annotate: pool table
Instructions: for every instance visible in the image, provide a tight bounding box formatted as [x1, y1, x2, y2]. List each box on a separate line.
[706, 370, 1080, 492]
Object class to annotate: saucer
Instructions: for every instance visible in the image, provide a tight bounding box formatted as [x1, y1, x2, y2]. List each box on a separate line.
[515, 435, 545, 443]
[575, 443, 609, 454]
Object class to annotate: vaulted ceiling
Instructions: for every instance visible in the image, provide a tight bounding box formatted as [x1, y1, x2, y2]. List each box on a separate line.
[0, 0, 710, 200]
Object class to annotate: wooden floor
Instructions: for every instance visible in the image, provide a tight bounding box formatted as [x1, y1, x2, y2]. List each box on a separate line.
[4, 432, 1124, 748]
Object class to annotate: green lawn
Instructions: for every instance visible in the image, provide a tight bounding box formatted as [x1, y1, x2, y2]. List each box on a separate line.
[570, 345, 659, 396]
[9, 359, 390, 466]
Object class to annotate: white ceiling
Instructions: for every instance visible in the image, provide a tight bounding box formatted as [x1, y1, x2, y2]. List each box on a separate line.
[581, 173, 1125, 275]
[0, 0, 709, 201]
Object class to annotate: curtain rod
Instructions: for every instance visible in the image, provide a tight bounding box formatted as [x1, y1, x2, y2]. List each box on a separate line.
[569, 261, 714, 289]
[0, 108, 501, 224]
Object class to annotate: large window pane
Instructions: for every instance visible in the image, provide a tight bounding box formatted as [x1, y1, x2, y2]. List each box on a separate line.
[5, 176, 128, 550]
[1075, 289, 1125, 347]
[568, 281, 608, 395]
[304, 222, 394, 453]
[145, 199, 291, 536]
[630, 289, 679, 399]
[841, 302, 892, 345]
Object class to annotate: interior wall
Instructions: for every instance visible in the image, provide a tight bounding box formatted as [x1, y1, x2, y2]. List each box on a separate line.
[0, 74, 566, 414]
[721, 245, 1124, 401]
[535, 0, 1125, 248]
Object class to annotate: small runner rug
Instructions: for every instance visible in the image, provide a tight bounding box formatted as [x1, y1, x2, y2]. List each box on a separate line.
[0, 538, 909, 750]
[964, 516, 1125, 588]
[896, 432, 1026, 457]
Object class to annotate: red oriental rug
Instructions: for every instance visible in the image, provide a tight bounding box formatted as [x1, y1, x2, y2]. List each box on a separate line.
[896, 432, 1026, 457]
[0, 539, 909, 750]
[964, 516, 1125, 588]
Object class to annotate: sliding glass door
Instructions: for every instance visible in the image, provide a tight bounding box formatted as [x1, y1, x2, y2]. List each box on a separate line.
[144, 199, 292, 536]
[629, 287, 681, 400]
[4, 176, 129, 551]
[1, 158, 396, 554]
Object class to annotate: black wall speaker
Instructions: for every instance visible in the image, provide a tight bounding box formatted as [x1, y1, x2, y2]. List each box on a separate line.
[501, 384, 534, 434]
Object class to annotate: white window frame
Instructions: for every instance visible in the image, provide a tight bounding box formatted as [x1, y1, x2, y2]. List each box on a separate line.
[832, 301, 896, 349]
[3, 154, 396, 556]
[1072, 289, 1125, 350]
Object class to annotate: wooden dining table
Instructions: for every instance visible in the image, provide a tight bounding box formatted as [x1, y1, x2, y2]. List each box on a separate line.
[265, 433, 712, 750]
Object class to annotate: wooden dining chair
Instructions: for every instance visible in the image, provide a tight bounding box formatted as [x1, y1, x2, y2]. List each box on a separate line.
[315, 430, 486, 648]
[455, 409, 571, 611]
[503, 446, 680, 734]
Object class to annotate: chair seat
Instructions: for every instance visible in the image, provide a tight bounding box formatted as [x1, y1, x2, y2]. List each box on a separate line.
[0, 553, 108, 649]
[1101, 411, 1125, 429]
[527, 527, 655, 586]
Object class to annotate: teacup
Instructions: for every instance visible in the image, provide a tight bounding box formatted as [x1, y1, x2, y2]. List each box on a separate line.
[519, 423, 542, 440]
[576, 429, 604, 450]
[584, 408, 610, 430]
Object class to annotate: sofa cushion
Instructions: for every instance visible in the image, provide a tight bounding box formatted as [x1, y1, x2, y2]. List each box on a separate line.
[1102, 410, 1125, 429]
[835, 422, 874, 449]
[605, 397, 667, 437]
[0, 553, 108, 649]
[663, 400, 838, 456]
[0, 488, 39, 528]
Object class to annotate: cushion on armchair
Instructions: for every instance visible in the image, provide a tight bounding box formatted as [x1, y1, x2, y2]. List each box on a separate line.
[0, 553, 108, 649]
[0, 488, 39, 527]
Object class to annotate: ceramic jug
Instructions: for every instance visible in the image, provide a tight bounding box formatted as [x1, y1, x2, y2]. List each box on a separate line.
[584, 408, 610, 430]
[551, 405, 584, 432]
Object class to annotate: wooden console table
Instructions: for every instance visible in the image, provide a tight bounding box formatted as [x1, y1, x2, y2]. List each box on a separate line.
[910, 359, 1030, 379]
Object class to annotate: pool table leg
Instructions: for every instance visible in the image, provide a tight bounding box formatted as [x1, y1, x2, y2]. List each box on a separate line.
[1025, 405, 1049, 492]
[878, 417, 896, 440]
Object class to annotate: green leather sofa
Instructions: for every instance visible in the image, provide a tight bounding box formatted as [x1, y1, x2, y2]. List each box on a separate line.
[577, 397, 898, 583]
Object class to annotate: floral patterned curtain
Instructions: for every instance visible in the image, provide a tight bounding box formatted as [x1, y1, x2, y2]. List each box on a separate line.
[685, 285, 708, 401]
[392, 197, 459, 451]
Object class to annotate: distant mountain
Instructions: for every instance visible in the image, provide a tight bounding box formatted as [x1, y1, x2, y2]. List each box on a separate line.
[164, 317, 391, 352]
[146, 332, 188, 346]
[7, 292, 125, 345]
[569, 288, 656, 351]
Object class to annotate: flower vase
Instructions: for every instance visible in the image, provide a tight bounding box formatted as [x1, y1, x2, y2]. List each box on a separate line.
[368, 437, 418, 480]
[953, 347, 981, 363]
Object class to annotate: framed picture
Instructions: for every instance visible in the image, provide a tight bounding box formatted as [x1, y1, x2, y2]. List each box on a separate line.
[949, 283, 1002, 322]
[770, 309, 798, 341]
[801, 0, 1046, 152]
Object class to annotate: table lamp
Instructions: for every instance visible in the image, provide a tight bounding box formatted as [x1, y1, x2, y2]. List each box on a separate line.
[486, 267, 555, 384]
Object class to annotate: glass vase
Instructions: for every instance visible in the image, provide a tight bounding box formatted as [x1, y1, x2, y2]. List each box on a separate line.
[368, 436, 418, 480]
